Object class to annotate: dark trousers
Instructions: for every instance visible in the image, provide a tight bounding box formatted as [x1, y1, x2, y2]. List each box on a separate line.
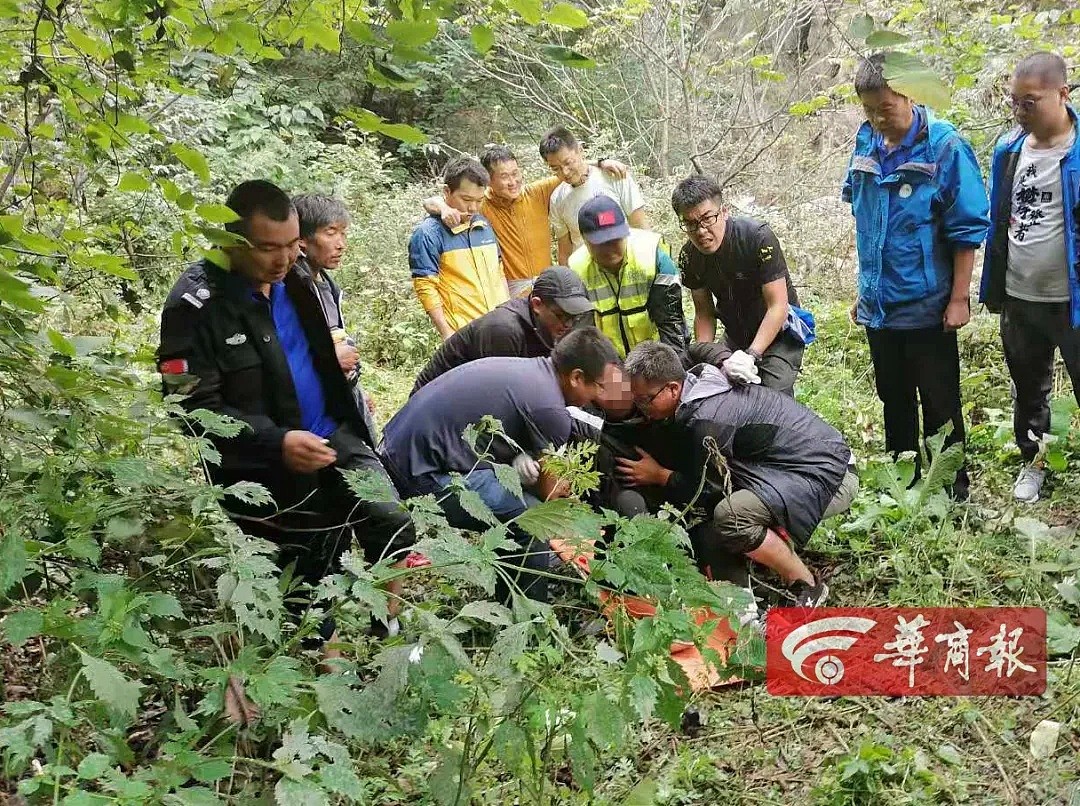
[232, 424, 415, 589]
[865, 326, 968, 495]
[1002, 296, 1080, 461]
[686, 333, 804, 396]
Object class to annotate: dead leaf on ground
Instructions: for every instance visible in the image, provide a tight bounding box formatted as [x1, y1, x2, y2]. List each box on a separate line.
[224, 675, 260, 726]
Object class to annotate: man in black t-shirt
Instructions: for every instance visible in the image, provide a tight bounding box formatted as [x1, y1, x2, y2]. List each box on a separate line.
[672, 175, 804, 395]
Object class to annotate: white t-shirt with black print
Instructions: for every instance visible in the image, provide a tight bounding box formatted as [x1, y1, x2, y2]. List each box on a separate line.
[1007, 131, 1076, 302]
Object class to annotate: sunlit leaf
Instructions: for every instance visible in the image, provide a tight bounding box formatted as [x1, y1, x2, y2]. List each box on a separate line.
[196, 204, 241, 224]
[386, 19, 437, 47]
[882, 52, 952, 109]
[471, 24, 495, 54]
[303, 22, 340, 52]
[170, 143, 211, 183]
[47, 328, 75, 357]
[118, 172, 151, 192]
[507, 0, 542, 25]
[378, 122, 428, 143]
[546, 2, 588, 29]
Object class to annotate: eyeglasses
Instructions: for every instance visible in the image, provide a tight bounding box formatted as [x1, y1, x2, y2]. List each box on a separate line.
[679, 210, 722, 233]
[1008, 96, 1042, 113]
[632, 385, 667, 409]
[540, 301, 578, 326]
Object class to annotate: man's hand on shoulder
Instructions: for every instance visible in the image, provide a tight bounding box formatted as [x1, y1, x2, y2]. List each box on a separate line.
[598, 158, 629, 179]
[282, 430, 337, 473]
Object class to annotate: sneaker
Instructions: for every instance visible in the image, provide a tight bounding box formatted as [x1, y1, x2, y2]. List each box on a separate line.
[789, 579, 829, 608]
[1013, 466, 1045, 504]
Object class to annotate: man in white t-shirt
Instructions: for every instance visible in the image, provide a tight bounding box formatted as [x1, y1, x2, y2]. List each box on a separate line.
[540, 126, 649, 264]
[979, 51, 1080, 503]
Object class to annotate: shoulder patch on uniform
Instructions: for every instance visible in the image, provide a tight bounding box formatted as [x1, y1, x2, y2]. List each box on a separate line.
[159, 358, 188, 374]
[181, 292, 204, 309]
[195, 287, 210, 300]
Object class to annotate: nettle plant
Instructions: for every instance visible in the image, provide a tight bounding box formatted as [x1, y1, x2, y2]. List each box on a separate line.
[1, 400, 762, 803]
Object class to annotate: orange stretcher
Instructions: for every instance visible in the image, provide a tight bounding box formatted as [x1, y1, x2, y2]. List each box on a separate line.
[548, 538, 744, 690]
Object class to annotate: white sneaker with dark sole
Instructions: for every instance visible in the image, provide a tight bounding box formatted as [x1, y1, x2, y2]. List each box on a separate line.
[1013, 466, 1045, 504]
[789, 579, 829, 608]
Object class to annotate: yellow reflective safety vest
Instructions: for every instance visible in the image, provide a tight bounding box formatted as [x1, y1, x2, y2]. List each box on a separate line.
[568, 229, 666, 358]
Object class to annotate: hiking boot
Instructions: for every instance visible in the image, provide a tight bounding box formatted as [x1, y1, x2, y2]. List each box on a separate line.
[789, 579, 829, 608]
[1013, 466, 1045, 504]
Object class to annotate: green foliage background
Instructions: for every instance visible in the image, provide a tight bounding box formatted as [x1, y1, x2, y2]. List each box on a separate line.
[1, 0, 1080, 802]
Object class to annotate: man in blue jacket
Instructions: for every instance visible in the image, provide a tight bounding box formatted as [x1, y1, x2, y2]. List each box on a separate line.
[844, 53, 990, 499]
[980, 53, 1080, 503]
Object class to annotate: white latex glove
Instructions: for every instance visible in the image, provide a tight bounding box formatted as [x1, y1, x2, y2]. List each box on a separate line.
[512, 454, 541, 486]
[722, 350, 762, 385]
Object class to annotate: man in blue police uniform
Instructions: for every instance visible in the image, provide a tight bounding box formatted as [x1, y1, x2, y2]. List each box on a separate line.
[157, 180, 414, 642]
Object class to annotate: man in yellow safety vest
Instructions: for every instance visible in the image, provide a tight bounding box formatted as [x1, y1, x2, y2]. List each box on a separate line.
[568, 195, 687, 359]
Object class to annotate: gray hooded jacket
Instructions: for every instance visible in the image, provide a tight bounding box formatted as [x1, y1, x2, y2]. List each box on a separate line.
[665, 364, 851, 544]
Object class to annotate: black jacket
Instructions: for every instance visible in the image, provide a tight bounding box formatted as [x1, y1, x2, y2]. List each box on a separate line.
[667, 364, 850, 544]
[157, 260, 373, 485]
[646, 281, 689, 361]
[411, 297, 554, 394]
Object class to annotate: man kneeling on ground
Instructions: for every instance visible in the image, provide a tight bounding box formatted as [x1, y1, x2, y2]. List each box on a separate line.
[617, 342, 857, 606]
[380, 327, 621, 602]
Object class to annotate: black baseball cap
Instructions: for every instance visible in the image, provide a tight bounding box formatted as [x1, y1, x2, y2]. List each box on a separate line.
[532, 266, 595, 315]
[578, 195, 630, 245]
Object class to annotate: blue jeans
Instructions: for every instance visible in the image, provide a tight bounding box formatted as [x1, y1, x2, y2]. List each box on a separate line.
[428, 468, 553, 602]
[429, 468, 539, 527]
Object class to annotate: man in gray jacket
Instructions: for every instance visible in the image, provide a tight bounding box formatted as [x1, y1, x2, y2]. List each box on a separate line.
[616, 341, 857, 606]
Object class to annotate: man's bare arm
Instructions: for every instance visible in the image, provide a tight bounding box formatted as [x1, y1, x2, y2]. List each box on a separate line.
[425, 306, 454, 341]
[556, 234, 573, 266]
[748, 277, 789, 357]
[691, 288, 717, 343]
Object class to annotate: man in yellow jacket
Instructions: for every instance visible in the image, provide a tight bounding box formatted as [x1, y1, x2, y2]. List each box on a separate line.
[568, 195, 687, 359]
[409, 156, 508, 339]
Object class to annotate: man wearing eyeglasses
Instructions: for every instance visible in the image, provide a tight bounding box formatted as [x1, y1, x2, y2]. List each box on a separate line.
[410, 266, 595, 394]
[979, 53, 1080, 503]
[671, 174, 805, 396]
[614, 341, 857, 607]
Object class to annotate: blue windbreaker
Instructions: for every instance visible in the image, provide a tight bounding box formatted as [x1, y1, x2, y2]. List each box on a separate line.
[843, 107, 990, 329]
[979, 106, 1080, 328]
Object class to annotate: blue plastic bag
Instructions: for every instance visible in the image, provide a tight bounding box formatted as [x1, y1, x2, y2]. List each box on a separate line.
[784, 305, 816, 346]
